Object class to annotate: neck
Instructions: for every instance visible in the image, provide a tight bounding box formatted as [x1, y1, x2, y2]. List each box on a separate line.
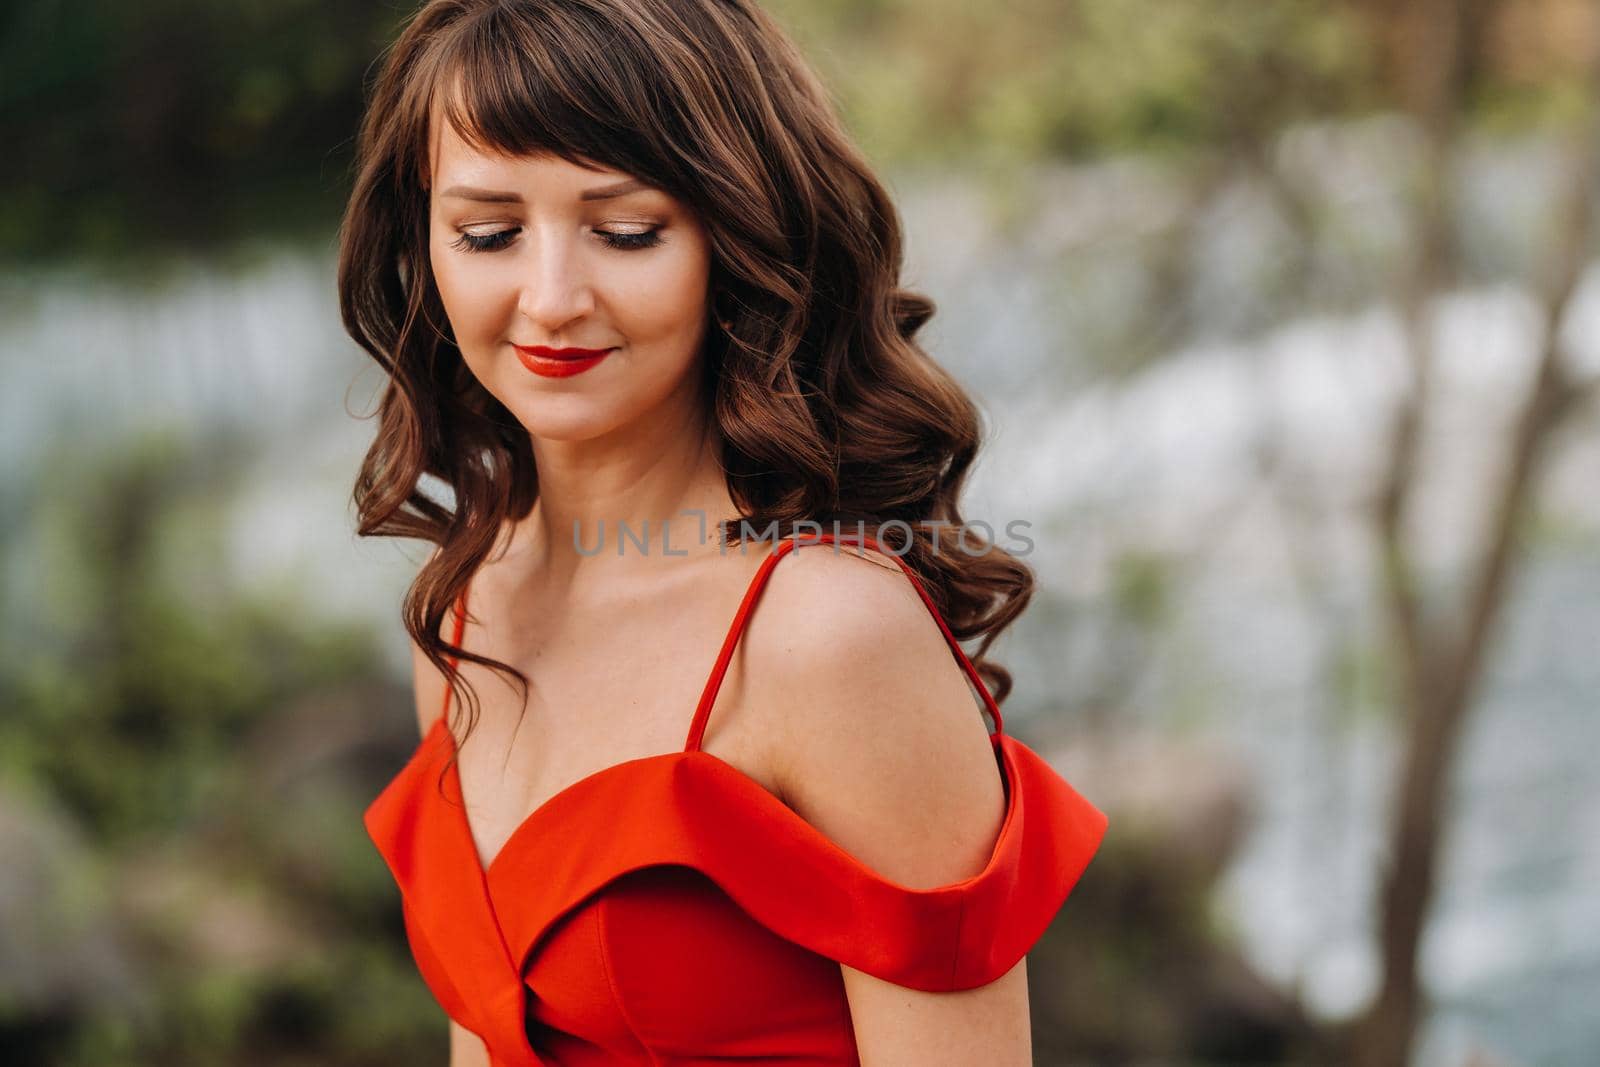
[507, 404, 742, 587]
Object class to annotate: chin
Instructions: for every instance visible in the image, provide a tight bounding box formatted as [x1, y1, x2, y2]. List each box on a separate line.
[508, 398, 633, 443]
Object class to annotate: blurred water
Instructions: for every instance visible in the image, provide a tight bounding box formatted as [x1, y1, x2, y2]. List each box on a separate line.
[3, 133, 1598, 1065]
[1195, 547, 1600, 1067]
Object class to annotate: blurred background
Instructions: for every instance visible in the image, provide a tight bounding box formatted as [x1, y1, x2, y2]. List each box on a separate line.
[3, 1, 1597, 1064]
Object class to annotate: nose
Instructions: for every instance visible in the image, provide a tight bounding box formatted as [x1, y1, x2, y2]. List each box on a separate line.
[514, 228, 597, 332]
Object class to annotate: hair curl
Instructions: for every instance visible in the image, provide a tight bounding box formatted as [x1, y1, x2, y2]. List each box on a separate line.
[337, 0, 1034, 764]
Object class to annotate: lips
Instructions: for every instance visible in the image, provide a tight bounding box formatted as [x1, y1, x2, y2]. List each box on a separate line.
[513, 344, 614, 378]
[515, 345, 612, 360]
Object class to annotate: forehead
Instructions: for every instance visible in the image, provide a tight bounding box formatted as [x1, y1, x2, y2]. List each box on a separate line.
[423, 73, 659, 203]
[429, 115, 629, 191]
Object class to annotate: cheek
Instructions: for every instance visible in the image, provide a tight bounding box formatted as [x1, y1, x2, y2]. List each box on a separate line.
[428, 240, 485, 336]
[611, 247, 711, 342]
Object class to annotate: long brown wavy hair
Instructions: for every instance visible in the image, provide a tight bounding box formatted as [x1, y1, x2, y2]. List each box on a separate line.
[337, 0, 1034, 754]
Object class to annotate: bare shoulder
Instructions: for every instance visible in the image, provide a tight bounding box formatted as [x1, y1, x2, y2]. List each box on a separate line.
[743, 539, 1006, 892]
[736, 540, 1031, 1067]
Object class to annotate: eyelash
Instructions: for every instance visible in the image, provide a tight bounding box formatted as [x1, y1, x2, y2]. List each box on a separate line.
[450, 227, 663, 254]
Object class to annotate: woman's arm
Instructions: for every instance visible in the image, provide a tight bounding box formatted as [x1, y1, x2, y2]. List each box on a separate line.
[409, 586, 491, 1067]
[743, 544, 1027, 1066]
[448, 1021, 492, 1067]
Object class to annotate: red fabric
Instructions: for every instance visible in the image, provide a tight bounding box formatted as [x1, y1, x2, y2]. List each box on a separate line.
[364, 532, 1108, 1066]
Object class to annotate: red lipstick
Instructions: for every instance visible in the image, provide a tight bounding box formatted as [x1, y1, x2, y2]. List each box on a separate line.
[513, 344, 614, 378]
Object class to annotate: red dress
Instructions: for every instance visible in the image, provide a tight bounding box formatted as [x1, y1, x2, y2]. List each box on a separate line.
[364, 532, 1108, 1066]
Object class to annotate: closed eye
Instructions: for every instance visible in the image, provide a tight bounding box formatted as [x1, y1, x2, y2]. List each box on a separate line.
[449, 227, 665, 254]
[451, 229, 518, 254]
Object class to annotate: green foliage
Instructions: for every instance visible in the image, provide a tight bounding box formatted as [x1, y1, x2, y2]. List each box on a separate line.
[0, 429, 442, 1064]
[1329, 630, 1393, 731]
[769, 0, 1377, 171]
[1473, 71, 1600, 136]
[2, 0, 399, 267]
[5, 0, 1581, 267]
[1111, 547, 1173, 628]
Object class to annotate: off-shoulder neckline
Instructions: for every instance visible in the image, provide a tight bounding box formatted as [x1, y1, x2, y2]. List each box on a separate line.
[365, 697, 1107, 1029]
[421, 711, 1009, 888]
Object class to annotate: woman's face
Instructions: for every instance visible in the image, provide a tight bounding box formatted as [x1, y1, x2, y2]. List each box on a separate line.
[427, 117, 715, 442]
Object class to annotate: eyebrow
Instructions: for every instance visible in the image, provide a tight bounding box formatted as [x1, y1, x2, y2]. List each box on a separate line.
[439, 178, 651, 203]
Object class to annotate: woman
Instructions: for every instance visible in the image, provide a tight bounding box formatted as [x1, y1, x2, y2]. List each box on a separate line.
[338, 1, 1107, 1063]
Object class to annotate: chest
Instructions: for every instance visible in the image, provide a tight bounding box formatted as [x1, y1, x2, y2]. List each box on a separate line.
[523, 865, 858, 1061]
[447, 571, 785, 869]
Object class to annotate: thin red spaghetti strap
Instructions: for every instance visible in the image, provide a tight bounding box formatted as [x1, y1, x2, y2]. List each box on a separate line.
[682, 532, 1005, 752]
[440, 586, 468, 721]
